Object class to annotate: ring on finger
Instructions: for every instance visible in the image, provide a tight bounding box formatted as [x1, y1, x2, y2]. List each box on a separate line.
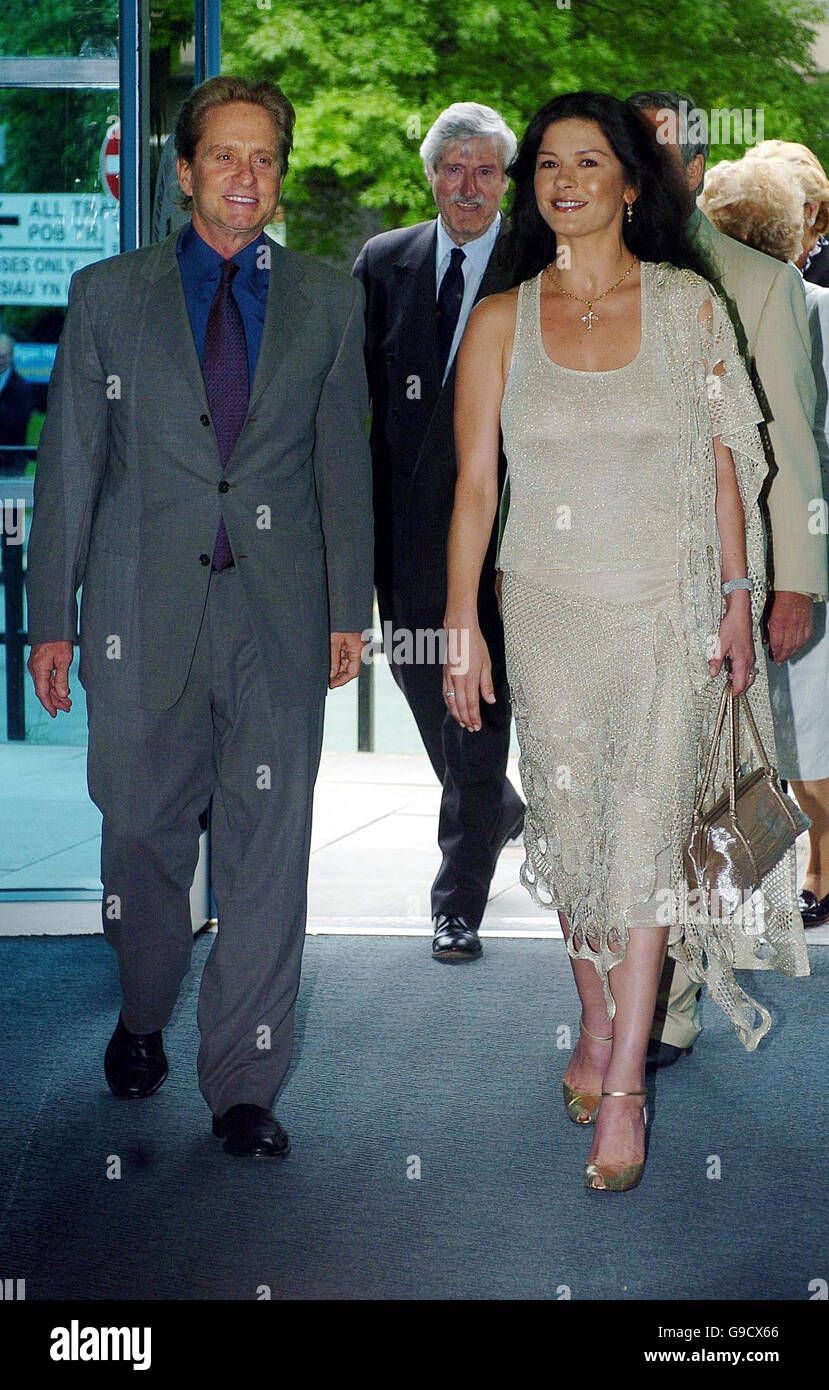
[444, 689, 456, 701]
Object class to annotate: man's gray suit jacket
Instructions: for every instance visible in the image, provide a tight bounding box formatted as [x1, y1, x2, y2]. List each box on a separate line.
[26, 229, 374, 712]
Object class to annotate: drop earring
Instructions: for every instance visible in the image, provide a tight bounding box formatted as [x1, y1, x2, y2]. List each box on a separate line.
[626, 201, 634, 223]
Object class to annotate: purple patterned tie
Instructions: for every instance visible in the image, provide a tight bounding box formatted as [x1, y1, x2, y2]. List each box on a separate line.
[202, 259, 249, 570]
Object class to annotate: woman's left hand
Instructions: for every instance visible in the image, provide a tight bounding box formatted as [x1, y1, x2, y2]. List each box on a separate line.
[709, 599, 756, 695]
[442, 621, 494, 731]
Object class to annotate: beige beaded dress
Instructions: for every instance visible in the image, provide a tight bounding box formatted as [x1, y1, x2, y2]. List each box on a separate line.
[499, 260, 809, 1050]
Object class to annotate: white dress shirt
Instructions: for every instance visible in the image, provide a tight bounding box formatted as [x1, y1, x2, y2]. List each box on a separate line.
[435, 211, 501, 382]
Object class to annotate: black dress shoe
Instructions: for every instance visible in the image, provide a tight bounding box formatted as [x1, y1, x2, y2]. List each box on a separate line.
[646, 1039, 693, 1069]
[212, 1104, 291, 1158]
[799, 890, 829, 926]
[104, 1014, 168, 1098]
[431, 913, 483, 962]
[492, 807, 525, 862]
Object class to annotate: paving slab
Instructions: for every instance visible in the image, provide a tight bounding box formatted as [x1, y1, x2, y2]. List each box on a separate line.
[0, 746, 825, 950]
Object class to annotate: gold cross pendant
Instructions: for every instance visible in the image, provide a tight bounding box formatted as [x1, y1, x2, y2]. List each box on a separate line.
[581, 307, 597, 330]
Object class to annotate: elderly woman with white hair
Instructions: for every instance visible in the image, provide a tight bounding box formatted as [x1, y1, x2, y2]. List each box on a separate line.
[699, 154, 829, 927]
[746, 140, 829, 289]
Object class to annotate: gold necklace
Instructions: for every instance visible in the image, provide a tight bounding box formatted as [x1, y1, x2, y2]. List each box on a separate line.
[548, 255, 639, 331]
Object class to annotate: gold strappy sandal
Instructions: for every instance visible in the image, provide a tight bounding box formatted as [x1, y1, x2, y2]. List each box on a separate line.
[562, 1019, 612, 1125]
[584, 1090, 648, 1191]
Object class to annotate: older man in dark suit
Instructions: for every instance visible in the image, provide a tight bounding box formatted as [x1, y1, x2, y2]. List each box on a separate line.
[354, 103, 524, 963]
[26, 77, 373, 1157]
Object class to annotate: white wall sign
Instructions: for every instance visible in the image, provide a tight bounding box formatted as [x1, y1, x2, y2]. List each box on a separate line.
[0, 193, 120, 306]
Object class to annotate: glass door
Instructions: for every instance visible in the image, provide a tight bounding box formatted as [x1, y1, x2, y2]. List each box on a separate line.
[0, 3, 148, 921]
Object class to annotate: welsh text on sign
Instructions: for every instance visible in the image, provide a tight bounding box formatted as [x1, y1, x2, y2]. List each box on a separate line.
[0, 193, 119, 306]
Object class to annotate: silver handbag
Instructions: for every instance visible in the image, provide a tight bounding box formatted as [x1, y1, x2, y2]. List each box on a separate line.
[683, 682, 810, 918]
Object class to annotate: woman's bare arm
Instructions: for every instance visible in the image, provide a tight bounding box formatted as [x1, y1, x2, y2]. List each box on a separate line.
[698, 296, 756, 696]
[709, 432, 755, 696]
[444, 292, 515, 729]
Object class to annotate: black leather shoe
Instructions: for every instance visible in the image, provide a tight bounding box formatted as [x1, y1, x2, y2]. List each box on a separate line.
[493, 807, 525, 862]
[799, 890, 829, 926]
[104, 1014, 168, 1098]
[646, 1039, 693, 1069]
[431, 913, 483, 962]
[212, 1104, 291, 1158]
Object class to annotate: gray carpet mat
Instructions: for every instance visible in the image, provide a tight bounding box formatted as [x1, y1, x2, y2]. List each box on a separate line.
[0, 934, 825, 1299]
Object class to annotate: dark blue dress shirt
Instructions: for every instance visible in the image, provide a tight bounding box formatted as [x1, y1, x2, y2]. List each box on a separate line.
[176, 221, 270, 386]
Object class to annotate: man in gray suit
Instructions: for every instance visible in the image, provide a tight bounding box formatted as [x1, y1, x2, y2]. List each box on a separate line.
[25, 76, 373, 1158]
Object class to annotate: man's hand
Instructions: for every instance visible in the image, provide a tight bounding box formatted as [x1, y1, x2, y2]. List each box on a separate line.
[27, 641, 74, 717]
[329, 632, 365, 688]
[766, 591, 813, 663]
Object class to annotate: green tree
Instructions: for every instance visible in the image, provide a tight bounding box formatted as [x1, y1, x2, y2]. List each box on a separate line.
[0, 0, 119, 58]
[221, 0, 829, 261]
[0, 0, 120, 196]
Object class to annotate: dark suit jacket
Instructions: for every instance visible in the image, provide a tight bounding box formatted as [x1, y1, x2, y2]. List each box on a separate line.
[0, 367, 33, 446]
[354, 218, 511, 609]
[805, 238, 829, 289]
[26, 230, 374, 712]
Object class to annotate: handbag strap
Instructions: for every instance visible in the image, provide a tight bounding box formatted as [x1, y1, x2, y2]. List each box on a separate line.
[738, 690, 774, 774]
[728, 683, 738, 817]
[730, 688, 804, 844]
[692, 681, 776, 821]
[692, 681, 731, 818]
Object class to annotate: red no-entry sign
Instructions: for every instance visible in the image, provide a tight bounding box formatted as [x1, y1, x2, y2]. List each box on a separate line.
[99, 120, 120, 202]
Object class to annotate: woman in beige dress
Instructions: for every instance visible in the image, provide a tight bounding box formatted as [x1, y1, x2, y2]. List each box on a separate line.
[443, 93, 809, 1192]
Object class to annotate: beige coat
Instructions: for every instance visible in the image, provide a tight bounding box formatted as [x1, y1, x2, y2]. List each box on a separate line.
[693, 211, 828, 599]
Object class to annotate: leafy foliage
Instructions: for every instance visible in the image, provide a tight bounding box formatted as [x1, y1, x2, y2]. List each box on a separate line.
[0, 0, 826, 267]
[221, 0, 829, 258]
[0, 0, 119, 199]
[0, 0, 119, 56]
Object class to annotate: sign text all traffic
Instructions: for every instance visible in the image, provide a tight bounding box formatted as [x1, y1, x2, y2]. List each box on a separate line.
[0, 193, 119, 306]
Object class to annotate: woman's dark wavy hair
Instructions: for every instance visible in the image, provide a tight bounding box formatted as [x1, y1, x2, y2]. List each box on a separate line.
[501, 90, 714, 287]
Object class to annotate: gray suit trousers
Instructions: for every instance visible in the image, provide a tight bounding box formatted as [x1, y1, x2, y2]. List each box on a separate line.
[86, 566, 325, 1116]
